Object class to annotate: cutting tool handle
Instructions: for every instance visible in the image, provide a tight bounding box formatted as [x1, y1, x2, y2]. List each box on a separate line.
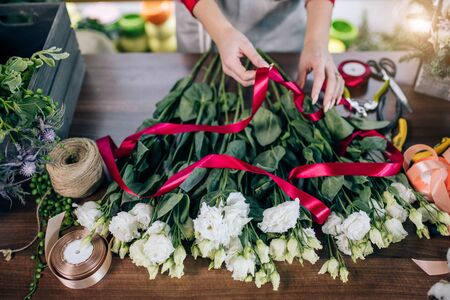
[412, 137, 450, 162]
[393, 118, 407, 151]
[374, 80, 390, 103]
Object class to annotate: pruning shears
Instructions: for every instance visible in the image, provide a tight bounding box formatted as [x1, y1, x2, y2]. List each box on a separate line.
[367, 58, 413, 113]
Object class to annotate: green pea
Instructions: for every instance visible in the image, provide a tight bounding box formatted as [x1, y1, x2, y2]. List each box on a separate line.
[38, 250, 43, 255]
[31, 189, 37, 195]
[36, 268, 42, 273]
[64, 204, 71, 210]
[30, 255, 36, 260]
[30, 183, 36, 188]
[35, 274, 41, 279]
[37, 232, 44, 239]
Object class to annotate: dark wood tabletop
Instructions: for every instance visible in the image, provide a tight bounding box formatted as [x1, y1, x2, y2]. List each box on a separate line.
[1, 52, 449, 299]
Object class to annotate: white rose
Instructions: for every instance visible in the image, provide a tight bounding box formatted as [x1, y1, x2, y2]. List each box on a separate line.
[129, 203, 153, 229]
[193, 203, 230, 246]
[341, 211, 371, 241]
[258, 200, 300, 233]
[322, 212, 343, 236]
[129, 239, 149, 267]
[391, 183, 416, 204]
[146, 220, 171, 236]
[109, 212, 140, 242]
[223, 192, 252, 237]
[269, 238, 287, 261]
[386, 202, 408, 222]
[74, 201, 102, 231]
[143, 233, 175, 264]
[335, 234, 351, 256]
[225, 253, 256, 281]
[384, 218, 408, 243]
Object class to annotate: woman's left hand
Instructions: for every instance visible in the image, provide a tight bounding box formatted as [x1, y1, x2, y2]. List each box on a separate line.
[297, 41, 344, 112]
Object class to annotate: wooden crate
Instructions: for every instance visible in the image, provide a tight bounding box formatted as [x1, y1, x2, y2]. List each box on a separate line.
[0, 3, 85, 138]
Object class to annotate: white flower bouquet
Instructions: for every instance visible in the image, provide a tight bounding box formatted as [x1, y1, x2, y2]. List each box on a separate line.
[75, 51, 450, 289]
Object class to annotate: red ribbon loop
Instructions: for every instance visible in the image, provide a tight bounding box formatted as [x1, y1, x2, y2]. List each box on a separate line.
[289, 130, 404, 180]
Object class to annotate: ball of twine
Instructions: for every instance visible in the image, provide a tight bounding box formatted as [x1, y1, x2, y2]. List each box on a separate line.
[46, 138, 104, 199]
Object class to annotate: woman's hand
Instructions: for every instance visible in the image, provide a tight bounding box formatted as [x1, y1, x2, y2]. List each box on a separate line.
[298, 41, 344, 112]
[215, 26, 269, 86]
[193, 0, 268, 87]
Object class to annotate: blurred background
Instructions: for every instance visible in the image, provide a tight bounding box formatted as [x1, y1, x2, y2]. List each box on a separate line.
[0, 0, 443, 54]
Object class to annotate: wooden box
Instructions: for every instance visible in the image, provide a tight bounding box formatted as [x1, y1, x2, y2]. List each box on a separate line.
[0, 3, 85, 137]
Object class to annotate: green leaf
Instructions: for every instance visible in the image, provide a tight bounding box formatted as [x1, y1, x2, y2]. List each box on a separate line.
[321, 176, 344, 200]
[206, 169, 222, 192]
[290, 119, 314, 143]
[252, 107, 282, 146]
[348, 117, 390, 130]
[352, 199, 371, 213]
[225, 140, 247, 160]
[246, 197, 264, 222]
[179, 83, 213, 121]
[254, 146, 286, 172]
[195, 132, 210, 159]
[359, 186, 371, 203]
[157, 193, 184, 219]
[360, 136, 387, 152]
[324, 108, 354, 141]
[180, 168, 207, 192]
[7, 57, 28, 72]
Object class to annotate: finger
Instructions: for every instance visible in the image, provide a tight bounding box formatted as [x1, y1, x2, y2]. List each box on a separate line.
[334, 76, 345, 106]
[297, 63, 308, 89]
[323, 67, 336, 111]
[241, 41, 269, 68]
[224, 64, 254, 87]
[311, 66, 325, 105]
[330, 75, 341, 108]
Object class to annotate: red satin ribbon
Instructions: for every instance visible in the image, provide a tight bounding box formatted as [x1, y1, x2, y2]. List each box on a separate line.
[107, 66, 350, 160]
[96, 136, 329, 223]
[289, 130, 403, 180]
[338, 60, 372, 88]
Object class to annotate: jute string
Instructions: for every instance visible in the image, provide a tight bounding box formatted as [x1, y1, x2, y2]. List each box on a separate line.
[46, 138, 104, 199]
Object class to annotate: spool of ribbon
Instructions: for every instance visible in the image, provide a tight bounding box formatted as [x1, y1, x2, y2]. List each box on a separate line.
[289, 130, 403, 180]
[338, 59, 372, 88]
[45, 213, 111, 289]
[46, 138, 104, 199]
[403, 145, 450, 213]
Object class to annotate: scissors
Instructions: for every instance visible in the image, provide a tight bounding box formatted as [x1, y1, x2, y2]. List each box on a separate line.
[367, 58, 413, 113]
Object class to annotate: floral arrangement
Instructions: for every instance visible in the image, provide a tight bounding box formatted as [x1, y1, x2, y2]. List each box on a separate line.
[75, 52, 450, 290]
[0, 48, 68, 205]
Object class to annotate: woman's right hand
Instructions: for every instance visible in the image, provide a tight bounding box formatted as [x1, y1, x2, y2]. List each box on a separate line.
[193, 0, 268, 86]
[215, 26, 269, 86]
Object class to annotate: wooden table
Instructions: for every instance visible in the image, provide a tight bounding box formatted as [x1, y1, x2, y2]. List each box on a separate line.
[1, 52, 449, 299]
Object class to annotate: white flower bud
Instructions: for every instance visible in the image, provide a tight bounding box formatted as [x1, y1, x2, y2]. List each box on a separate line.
[270, 270, 280, 291]
[147, 265, 159, 280]
[173, 245, 187, 266]
[302, 248, 319, 265]
[255, 239, 270, 264]
[161, 258, 174, 274]
[213, 248, 226, 269]
[269, 238, 287, 261]
[119, 243, 129, 259]
[169, 264, 184, 279]
[286, 236, 300, 258]
[181, 218, 195, 240]
[339, 267, 349, 283]
[409, 208, 424, 230]
[197, 239, 216, 258]
[369, 227, 386, 249]
[255, 269, 268, 288]
[385, 218, 408, 242]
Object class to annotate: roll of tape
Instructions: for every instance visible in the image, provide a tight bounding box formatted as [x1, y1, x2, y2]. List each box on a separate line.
[45, 213, 111, 289]
[330, 19, 359, 47]
[338, 59, 372, 88]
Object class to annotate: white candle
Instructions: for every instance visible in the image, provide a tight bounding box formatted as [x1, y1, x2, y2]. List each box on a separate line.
[63, 239, 94, 265]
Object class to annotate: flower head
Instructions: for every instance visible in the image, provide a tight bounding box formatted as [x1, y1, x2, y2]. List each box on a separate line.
[143, 233, 175, 264]
[322, 212, 343, 236]
[74, 201, 102, 232]
[193, 203, 230, 246]
[341, 211, 371, 241]
[223, 192, 252, 237]
[390, 182, 416, 204]
[258, 200, 300, 233]
[384, 218, 408, 243]
[109, 211, 140, 243]
[129, 203, 153, 230]
[20, 161, 36, 177]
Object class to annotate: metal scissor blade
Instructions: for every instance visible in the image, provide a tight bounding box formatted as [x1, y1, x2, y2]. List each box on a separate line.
[389, 79, 413, 113]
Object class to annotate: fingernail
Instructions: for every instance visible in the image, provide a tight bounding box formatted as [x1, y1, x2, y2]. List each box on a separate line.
[312, 94, 318, 104]
[261, 60, 270, 67]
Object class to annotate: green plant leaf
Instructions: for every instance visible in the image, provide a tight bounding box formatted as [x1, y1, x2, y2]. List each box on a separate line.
[180, 168, 207, 192]
[324, 108, 354, 141]
[360, 136, 387, 152]
[157, 193, 184, 219]
[179, 83, 213, 121]
[252, 107, 282, 146]
[225, 140, 247, 160]
[321, 176, 344, 200]
[290, 119, 314, 143]
[254, 146, 286, 172]
[348, 117, 390, 130]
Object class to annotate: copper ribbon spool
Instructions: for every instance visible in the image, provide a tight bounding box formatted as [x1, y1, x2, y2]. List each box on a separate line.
[45, 213, 112, 289]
